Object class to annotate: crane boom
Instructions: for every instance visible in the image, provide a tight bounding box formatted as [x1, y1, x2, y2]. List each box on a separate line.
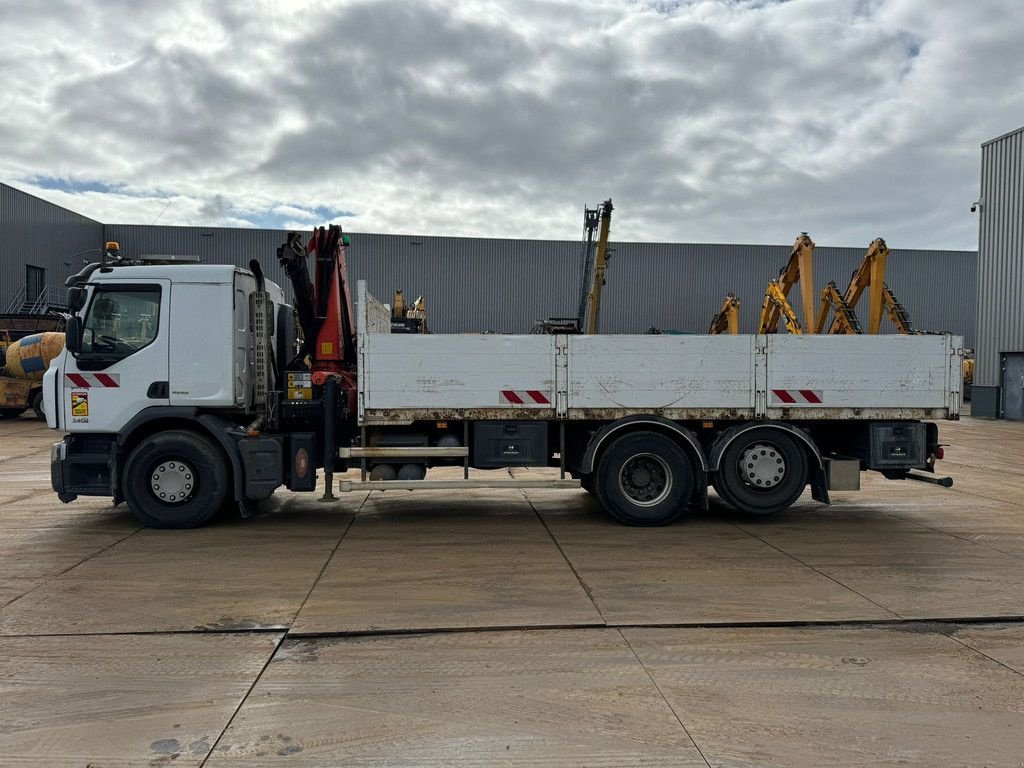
[757, 233, 816, 334]
[709, 293, 740, 334]
[585, 200, 614, 335]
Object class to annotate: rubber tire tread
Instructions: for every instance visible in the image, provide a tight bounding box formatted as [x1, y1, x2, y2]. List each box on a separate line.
[122, 430, 229, 529]
[595, 430, 694, 526]
[712, 428, 808, 516]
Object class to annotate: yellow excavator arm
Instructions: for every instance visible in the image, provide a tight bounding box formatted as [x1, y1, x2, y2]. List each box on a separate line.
[709, 293, 740, 334]
[881, 284, 915, 334]
[815, 281, 863, 334]
[757, 233, 816, 334]
[759, 281, 803, 335]
[584, 200, 613, 335]
[835, 238, 889, 334]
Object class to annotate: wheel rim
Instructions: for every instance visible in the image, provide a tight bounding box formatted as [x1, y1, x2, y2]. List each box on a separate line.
[738, 442, 786, 490]
[150, 458, 196, 504]
[618, 452, 673, 507]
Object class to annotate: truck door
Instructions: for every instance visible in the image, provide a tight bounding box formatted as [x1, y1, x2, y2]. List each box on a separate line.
[62, 280, 170, 432]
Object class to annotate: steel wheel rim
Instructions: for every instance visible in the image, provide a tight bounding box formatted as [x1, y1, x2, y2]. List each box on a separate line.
[150, 458, 196, 504]
[618, 452, 673, 507]
[738, 442, 786, 490]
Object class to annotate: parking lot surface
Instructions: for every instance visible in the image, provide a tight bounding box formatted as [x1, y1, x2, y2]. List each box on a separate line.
[2, 415, 1024, 766]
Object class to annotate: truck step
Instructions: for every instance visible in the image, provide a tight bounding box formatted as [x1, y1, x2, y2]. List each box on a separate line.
[336, 478, 581, 492]
[338, 446, 469, 459]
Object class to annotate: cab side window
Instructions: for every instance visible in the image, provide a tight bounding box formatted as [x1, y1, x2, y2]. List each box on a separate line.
[81, 286, 161, 361]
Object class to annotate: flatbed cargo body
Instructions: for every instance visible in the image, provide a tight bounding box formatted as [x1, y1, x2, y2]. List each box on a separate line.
[356, 283, 961, 425]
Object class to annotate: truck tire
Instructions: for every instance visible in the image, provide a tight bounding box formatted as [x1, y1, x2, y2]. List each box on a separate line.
[122, 430, 229, 529]
[712, 428, 808, 516]
[30, 391, 45, 420]
[595, 431, 694, 526]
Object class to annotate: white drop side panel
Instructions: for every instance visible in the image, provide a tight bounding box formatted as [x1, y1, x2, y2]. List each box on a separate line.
[361, 334, 557, 413]
[764, 334, 960, 414]
[567, 334, 755, 415]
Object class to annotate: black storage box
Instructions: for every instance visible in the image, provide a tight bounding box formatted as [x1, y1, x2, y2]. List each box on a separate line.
[860, 422, 927, 470]
[472, 421, 548, 468]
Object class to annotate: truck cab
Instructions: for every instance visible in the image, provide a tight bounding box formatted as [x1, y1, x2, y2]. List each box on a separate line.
[47, 258, 290, 526]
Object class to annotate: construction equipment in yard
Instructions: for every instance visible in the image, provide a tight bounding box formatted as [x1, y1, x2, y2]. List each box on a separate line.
[814, 282, 863, 335]
[757, 233, 816, 334]
[584, 199, 614, 334]
[533, 199, 613, 335]
[831, 238, 891, 334]
[708, 294, 740, 334]
[0, 325, 66, 420]
[390, 290, 429, 334]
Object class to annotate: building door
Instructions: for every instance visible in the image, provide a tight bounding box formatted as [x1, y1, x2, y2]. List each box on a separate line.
[1001, 352, 1024, 420]
[25, 265, 46, 303]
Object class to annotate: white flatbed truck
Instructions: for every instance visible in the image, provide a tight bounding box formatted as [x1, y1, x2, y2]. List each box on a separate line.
[46, 228, 961, 528]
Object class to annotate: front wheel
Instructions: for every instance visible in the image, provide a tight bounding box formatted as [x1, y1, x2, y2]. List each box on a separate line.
[30, 390, 45, 420]
[122, 430, 229, 529]
[595, 431, 695, 526]
[712, 428, 809, 516]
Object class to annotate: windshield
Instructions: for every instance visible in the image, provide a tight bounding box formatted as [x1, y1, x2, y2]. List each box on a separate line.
[81, 286, 160, 358]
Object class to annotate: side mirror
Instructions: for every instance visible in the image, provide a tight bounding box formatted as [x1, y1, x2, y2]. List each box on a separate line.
[65, 316, 83, 354]
[67, 287, 87, 312]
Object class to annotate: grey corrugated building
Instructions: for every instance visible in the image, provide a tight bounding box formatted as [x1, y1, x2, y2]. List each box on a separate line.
[1, 184, 102, 313]
[3, 181, 977, 344]
[973, 126, 1024, 418]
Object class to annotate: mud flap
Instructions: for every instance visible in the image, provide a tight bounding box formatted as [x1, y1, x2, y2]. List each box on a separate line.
[810, 465, 830, 504]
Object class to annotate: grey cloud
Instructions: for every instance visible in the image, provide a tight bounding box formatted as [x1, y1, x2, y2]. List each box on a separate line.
[0, 0, 1021, 246]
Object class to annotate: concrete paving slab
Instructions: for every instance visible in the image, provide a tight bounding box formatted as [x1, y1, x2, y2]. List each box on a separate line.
[0, 632, 282, 768]
[951, 622, 1024, 676]
[0, 498, 359, 635]
[531, 494, 894, 625]
[734, 513, 1024, 619]
[0, 525, 137, 608]
[206, 629, 707, 766]
[624, 624, 1024, 768]
[292, 490, 602, 634]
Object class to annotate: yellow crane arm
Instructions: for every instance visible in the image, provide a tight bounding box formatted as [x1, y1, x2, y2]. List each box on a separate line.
[835, 238, 889, 334]
[585, 199, 613, 334]
[759, 281, 802, 335]
[815, 281, 863, 334]
[709, 294, 740, 334]
[759, 233, 816, 334]
[881, 284, 915, 334]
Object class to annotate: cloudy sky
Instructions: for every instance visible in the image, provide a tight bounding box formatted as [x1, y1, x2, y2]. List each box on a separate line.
[2, 0, 1021, 249]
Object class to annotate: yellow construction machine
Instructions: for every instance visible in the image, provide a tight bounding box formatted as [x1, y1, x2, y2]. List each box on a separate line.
[813, 282, 863, 335]
[825, 238, 915, 335]
[583, 199, 614, 334]
[757, 233, 817, 335]
[708, 294, 740, 334]
[533, 198, 613, 335]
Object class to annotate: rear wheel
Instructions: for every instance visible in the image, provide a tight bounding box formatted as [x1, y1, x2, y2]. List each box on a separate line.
[595, 431, 694, 526]
[122, 430, 229, 529]
[712, 428, 808, 516]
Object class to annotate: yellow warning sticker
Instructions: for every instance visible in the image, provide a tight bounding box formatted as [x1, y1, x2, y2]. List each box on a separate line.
[320, 341, 334, 355]
[71, 391, 89, 417]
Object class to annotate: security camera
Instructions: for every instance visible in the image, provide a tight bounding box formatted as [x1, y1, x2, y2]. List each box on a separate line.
[970, 199, 982, 213]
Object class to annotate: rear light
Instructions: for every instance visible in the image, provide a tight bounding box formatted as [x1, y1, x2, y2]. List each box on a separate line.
[935, 447, 945, 460]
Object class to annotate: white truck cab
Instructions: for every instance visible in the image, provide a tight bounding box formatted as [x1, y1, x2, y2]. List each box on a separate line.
[48, 256, 290, 525]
